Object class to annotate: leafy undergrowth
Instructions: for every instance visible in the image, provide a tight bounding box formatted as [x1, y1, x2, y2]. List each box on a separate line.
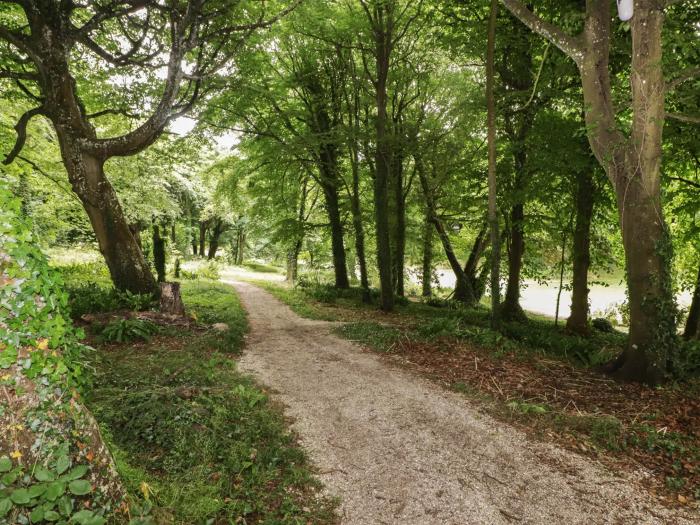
[85, 281, 337, 524]
[261, 282, 700, 508]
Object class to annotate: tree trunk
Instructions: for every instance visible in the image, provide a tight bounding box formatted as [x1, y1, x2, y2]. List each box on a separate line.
[198, 221, 208, 258]
[321, 182, 350, 289]
[421, 209, 433, 297]
[236, 228, 245, 265]
[207, 219, 224, 260]
[464, 225, 489, 300]
[64, 150, 156, 294]
[487, 0, 501, 327]
[349, 160, 370, 302]
[391, 144, 406, 297]
[372, 4, 395, 312]
[684, 264, 700, 340]
[286, 243, 301, 283]
[152, 224, 166, 283]
[566, 170, 595, 335]
[417, 161, 475, 305]
[160, 282, 185, 316]
[500, 201, 526, 321]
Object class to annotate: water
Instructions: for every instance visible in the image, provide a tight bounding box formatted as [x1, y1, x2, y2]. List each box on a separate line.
[427, 270, 693, 323]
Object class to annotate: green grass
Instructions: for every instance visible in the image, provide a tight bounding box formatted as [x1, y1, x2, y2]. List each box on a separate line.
[334, 322, 403, 353]
[241, 261, 284, 274]
[86, 281, 337, 524]
[247, 280, 339, 321]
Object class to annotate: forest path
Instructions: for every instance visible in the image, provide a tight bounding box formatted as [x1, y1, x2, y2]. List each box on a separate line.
[229, 280, 693, 525]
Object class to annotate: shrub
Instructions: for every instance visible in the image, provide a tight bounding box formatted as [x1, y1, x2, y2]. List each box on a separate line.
[100, 319, 158, 343]
[64, 282, 155, 319]
[0, 185, 124, 523]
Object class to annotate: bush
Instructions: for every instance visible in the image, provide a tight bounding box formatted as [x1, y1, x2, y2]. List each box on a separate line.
[199, 260, 220, 280]
[100, 319, 158, 343]
[64, 282, 155, 319]
[0, 185, 124, 523]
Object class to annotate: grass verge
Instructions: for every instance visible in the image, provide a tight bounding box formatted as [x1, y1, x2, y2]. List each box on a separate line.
[85, 281, 337, 524]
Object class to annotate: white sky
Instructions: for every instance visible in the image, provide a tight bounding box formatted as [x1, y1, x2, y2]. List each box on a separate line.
[169, 116, 239, 152]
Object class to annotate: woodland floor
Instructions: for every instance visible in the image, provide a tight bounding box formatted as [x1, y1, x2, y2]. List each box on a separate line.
[228, 279, 699, 525]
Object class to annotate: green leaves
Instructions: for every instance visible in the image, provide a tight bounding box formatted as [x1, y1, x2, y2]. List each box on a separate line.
[0, 456, 12, 472]
[68, 479, 92, 496]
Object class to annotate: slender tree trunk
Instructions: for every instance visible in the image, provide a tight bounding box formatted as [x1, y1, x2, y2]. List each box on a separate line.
[372, 5, 395, 311]
[487, 0, 501, 327]
[417, 161, 475, 305]
[392, 147, 406, 297]
[566, 170, 595, 335]
[464, 225, 490, 299]
[421, 209, 433, 297]
[501, 201, 526, 321]
[198, 221, 208, 258]
[349, 157, 370, 301]
[152, 224, 166, 283]
[236, 229, 245, 265]
[684, 264, 700, 340]
[64, 150, 156, 294]
[554, 230, 568, 326]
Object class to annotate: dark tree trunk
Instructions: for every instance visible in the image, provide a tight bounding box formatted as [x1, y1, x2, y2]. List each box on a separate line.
[321, 182, 350, 289]
[198, 221, 208, 258]
[391, 145, 406, 297]
[370, 2, 395, 312]
[208, 219, 224, 260]
[65, 151, 156, 294]
[464, 226, 489, 300]
[684, 264, 700, 340]
[500, 200, 526, 321]
[152, 224, 166, 283]
[417, 160, 475, 305]
[566, 170, 595, 335]
[421, 209, 433, 297]
[236, 228, 245, 265]
[349, 161, 370, 302]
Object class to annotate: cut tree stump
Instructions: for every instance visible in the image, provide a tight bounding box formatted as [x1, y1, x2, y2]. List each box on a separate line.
[160, 282, 186, 316]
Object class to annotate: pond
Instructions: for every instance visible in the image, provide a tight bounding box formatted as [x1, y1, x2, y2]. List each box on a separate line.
[427, 270, 693, 324]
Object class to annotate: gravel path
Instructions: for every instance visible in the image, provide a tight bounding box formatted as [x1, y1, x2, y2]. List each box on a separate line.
[230, 281, 696, 525]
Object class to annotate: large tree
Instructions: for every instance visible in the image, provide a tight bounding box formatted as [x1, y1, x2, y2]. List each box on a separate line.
[0, 0, 294, 293]
[501, 0, 699, 383]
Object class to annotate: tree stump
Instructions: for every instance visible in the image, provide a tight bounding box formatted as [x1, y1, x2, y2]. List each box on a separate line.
[160, 282, 186, 316]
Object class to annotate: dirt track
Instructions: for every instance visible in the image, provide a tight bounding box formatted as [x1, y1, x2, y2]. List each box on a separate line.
[230, 280, 696, 525]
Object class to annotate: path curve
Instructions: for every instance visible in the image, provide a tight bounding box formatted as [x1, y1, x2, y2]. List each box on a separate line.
[230, 281, 695, 525]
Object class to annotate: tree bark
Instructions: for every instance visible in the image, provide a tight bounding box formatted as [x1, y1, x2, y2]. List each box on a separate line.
[684, 264, 700, 340]
[160, 282, 185, 317]
[500, 201, 526, 321]
[207, 219, 224, 260]
[152, 224, 166, 284]
[198, 220, 208, 258]
[566, 170, 595, 335]
[349, 155, 371, 301]
[487, 0, 501, 327]
[421, 209, 433, 297]
[502, 0, 676, 384]
[417, 158, 476, 305]
[321, 181, 350, 289]
[65, 149, 156, 294]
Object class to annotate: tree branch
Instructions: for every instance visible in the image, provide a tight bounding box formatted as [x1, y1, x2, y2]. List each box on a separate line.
[3, 107, 45, 165]
[501, 0, 584, 65]
[667, 112, 700, 124]
[666, 67, 700, 93]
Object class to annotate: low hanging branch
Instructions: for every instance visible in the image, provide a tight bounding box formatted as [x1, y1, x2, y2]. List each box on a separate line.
[3, 106, 45, 165]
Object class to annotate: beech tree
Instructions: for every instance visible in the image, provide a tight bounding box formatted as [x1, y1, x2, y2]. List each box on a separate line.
[501, 0, 699, 383]
[0, 0, 296, 293]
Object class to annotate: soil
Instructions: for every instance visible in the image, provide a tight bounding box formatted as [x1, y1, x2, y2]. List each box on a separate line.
[230, 281, 698, 525]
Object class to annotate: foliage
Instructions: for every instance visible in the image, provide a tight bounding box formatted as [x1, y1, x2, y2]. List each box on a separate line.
[0, 186, 123, 524]
[99, 319, 159, 344]
[86, 281, 336, 524]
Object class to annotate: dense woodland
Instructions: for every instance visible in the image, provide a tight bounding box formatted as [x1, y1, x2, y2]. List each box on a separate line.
[1, 0, 699, 523]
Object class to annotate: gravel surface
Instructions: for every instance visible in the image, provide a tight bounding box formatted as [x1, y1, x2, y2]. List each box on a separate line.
[230, 281, 697, 525]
